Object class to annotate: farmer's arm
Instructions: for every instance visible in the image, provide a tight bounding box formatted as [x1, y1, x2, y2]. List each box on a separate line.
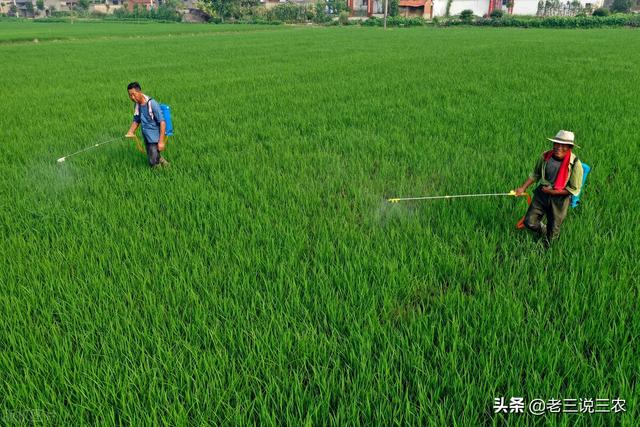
[514, 156, 543, 195]
[126, 112, 141, 137]
[515, 177, 536, 195]
[158, 120, 167, 151]
[542, 187, 570, 196]
[126, 121, 139, 137]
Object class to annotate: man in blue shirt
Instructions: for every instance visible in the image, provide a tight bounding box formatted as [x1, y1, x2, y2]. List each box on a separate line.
[125, 82, 168, 168]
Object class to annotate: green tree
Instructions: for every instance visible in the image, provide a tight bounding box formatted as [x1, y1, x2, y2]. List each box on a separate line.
[195, 0, 216, 17]
[326, 0, 347, 14]
[592, 7, 610, 15]
[205, 0, 240, 22]
[570, 0, 581, 13]
[36, 0, 45, 11]
[610, 0, 631, 12]
[163, 0, 181, 10]
[389, 0, 398, 16]
[313, 1, 328, 23]
[77, 0, 91, 10]
[25, 0, 34, 14]
[459, 9, 473, 21]
[338, 9, 348, 24]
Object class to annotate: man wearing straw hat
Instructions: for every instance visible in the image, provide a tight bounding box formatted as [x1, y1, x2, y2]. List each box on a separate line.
[514, 130, 584, 244]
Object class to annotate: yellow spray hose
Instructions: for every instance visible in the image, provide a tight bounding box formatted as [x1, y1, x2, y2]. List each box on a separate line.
[130, 135, 170, 155]
[133, 135, 145, 154]
[513, 191, 532, 229]
[387, 191, 531, 229]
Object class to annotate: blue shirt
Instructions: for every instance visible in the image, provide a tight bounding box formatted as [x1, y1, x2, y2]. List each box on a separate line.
[133, 98, 165, 144]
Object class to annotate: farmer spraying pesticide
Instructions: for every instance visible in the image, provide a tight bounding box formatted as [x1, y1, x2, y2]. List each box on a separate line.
[514, 130, 584, 245]
[125, 82, 169, 168]
[386, 129, 589, 239]
[55, 82, 173, 165]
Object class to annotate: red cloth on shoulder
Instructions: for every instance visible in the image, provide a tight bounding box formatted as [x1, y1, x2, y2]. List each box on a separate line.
[543, 150, 572, 190]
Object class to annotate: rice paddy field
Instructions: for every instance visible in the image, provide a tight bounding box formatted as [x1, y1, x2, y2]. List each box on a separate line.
[1, 21, 639, 425]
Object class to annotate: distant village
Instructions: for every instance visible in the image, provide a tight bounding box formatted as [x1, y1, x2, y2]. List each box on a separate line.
[2, 0, 191, 18]
[0, 0, 609, 21]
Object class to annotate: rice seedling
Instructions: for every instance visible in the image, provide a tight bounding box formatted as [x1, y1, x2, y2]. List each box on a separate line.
[0, 24, 638, 425]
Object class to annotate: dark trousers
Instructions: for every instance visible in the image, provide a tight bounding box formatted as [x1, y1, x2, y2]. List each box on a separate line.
[524, 186, 571, 242]
[145, 142, 161, 167]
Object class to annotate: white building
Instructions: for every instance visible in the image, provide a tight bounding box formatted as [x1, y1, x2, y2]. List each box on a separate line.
[431, 0, 603, 17]
[350, 0, 604, 18]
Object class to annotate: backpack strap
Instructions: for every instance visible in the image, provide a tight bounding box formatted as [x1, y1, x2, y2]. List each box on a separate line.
[133, 96, 156, 121]
[569, 152, 579, 167]
[147, 98, 155, 121]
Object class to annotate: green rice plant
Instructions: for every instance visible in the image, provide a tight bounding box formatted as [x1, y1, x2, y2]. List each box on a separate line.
[0, 23, 639, 425]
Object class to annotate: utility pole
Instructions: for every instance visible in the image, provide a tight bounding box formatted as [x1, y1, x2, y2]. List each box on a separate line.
[384, 0, 389, 28]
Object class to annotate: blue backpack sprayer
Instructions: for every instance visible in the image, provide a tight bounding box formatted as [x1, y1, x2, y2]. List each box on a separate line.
[570, 163, 590, 208]
[132, 99, 174, 155]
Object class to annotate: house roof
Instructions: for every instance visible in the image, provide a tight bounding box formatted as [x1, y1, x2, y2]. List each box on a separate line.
[399, 0, 425, 6]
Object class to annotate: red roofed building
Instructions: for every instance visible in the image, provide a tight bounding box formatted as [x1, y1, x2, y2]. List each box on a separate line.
[399, 0, 432, 17]
[347, 0, 432, 18]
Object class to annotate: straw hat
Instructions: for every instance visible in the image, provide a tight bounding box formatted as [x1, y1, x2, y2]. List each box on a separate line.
[547, 130, 580, 148]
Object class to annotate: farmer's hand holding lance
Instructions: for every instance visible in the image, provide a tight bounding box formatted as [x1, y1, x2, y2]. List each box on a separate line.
[513, 130, 584, 245]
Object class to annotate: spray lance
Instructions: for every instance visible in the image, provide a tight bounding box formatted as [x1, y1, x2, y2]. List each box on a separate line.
[387, 191, 532, 229]
[57, 137, 124, 163]
[56, 134, 152, 163]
